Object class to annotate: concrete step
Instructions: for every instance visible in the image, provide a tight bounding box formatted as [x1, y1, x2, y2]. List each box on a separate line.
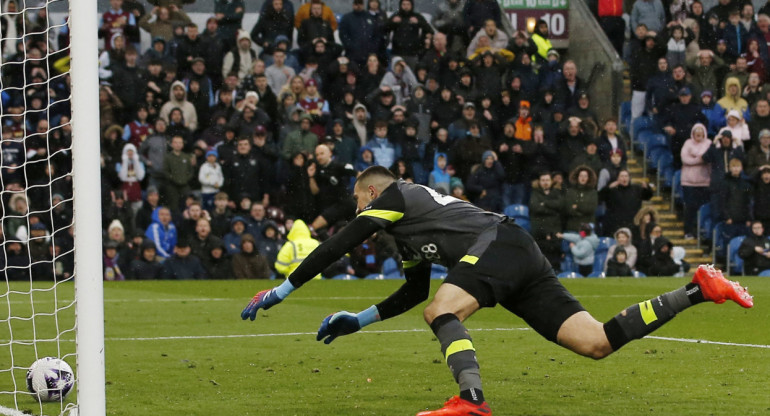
[631, 177, 649, 184]
[627, 158, 638, 165]
[686, 256, 713, 264]
[658, 213, 678, 220]
[628, 166, 643, 174]
[644, 203, 671, 211]
[664, 229, 685, 237]
[685, 248, 704, 255]
[670, 238, 698, 245]
[658, 221, 684, 228]
[650, 195, 664, 202]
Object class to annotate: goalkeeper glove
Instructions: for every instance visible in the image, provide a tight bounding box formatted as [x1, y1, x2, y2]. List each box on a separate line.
[316, 305, 380, 344]
[241, 280, 296, 321]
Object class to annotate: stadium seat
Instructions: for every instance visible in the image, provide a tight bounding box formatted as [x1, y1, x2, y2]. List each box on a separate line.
[758, 269, 770, 277]
[592, 237, 615, 274]
[696, 203, 713, 248]
[331, 274, 356, 280]
[632, 270, 647, 278]
[516, 217, 531, 232]
[620, 101, 632, 137]
[671, 170, 682, 209]
[727, 236, 746, 276]
[364, 274, 385, 280]
[382, 258, 403, 279]
[636, 130, 656, 152]
[632, 116, 656, 142]
[587, 271, 606, 278]
[557, 271, 583, 278]
[656, 152, 674, 191]
[503, 204, 529, 219]
[561, 239, 577, 273]
[430, 264, 448, 279]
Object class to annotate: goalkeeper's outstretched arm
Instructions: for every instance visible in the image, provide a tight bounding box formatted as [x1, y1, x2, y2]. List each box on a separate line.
[316, 261, 431, 344]
[241, 215, 383, 320]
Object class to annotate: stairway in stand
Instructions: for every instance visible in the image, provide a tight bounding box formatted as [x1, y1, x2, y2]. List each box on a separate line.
[626, 157, 713, 272]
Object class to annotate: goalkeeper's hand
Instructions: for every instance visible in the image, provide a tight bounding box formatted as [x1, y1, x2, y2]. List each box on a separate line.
[316, 305, 380, 344]
[316, 312, 361, 344]
[241, 280, 296, 321]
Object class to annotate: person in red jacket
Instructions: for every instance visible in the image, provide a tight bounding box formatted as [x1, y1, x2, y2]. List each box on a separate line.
[598, 0, 625, 54]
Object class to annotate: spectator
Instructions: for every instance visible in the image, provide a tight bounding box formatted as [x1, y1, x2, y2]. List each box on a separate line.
[200, 17, 226, 88]
[265, 49, 295, 97]
[531, 19, 554, 65]
[275, 219, 320, 279]
[294, 0, 337, 32]
[529, 172, 564, 270]
[749, 100, 770, 145]
[598, 149, 626, 190]
[223, 215, 248, 255]
[429, 152, 451, 194]
[257, 221, 283, 273]
[466, 150, 505, 212]
[699, 90, 726, 137]
[498, 119, 535, 206]
[716, 109, 751, 147]
[562, 223, 600, 276]
[687, 50, 726, 100]
[282, 113, 318, 159]
[138, 5, 191, 42]
[144, 206, 177, 259]
[222, 29, 257, 81]
[250, 0, 294, 53]
[738, 220, 770, 274]
[385, 0, 433, 69]
[605, 246, 633, 276]
[325, 119, 359, 166]
[198, 150, 225, 211]
[601, 169, 654, 235]
[227, 137, 269, 204]
[605, 228, 638, 270]
[555, 60, 587, 111]
[463, 0, 502, 38]
[564, 165, 598, 232]
[747, 129, 770, 175]
[704, 130, 745, 223]
[117, 143, 146, 212]
[380, 57, 419, 106]
[163, 135, 195, 213]
[368, 120, 400, 169]
[630, 31, 666, 119]
[209, 192, 233, 237]
[135, 186, 160, 233]
[569, 139, 603, 176]
[597, 119, 627, 164]
[645, 236, 681, 276]
[723, 9, 748, 60]
[214, 0, 244, 49]
[160, 81, 198, 132]
[207, 241, 232, 279]
[103, 241, 125, 281]
[720, 158, 753, 240]
[308, 144, 357, 233]
[190, 218, 222, 273]
[161, 239, 207, 279]
[631, 0, 666, 34]
[100, 0, 138, 51]
[718, 77, 750, 117]
[557, 117, 590, 174]
[298, 1, 334, 49]
[467, 19, 508, 57]
[680, 123, 712, 239]
[127, 239, 162, 279]
[232, 234, 271, 279]
[597, 0, 625, 54]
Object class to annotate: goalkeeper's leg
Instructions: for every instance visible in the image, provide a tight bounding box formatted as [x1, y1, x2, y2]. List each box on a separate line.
[558, 265, 753, 358]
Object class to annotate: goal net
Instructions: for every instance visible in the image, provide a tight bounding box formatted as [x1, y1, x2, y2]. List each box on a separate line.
[1, 0, 104, 414]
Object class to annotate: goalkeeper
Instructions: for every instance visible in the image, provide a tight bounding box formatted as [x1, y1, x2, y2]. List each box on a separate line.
[242, 166, 753, 416]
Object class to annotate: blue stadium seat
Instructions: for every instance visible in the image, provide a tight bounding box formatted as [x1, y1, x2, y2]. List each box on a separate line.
[636, 130, 656, 152]
[592, 237, 615, 274]
[587, 271, 606, 278]
[557, 271, 584, 278]
[382, 258, 403, 279]
[620, 101, 632, 136]
[672, 170, 682, 207]
[516, 218, 531, 232]
[632, 270, 647, 278]
[503, 204, 529, 219]
[648, 133, 669, 151]
[727, 236, 746, 275]
[560, 239, 577, 273]
[430, 264, 448, 279]
[364, 274, 385, 280]
[758, 269, 770, 277]
[632, 116, 655, 140]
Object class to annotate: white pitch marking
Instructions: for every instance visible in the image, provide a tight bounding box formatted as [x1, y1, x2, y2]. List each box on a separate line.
[645, 335, 770, 349]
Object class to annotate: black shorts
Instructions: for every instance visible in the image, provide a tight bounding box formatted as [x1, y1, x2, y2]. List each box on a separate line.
[444, 222, 585, 343]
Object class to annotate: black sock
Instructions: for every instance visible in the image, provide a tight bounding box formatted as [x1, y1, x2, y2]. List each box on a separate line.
[604, 285, 695, 351]
[460, 388, 485, 405]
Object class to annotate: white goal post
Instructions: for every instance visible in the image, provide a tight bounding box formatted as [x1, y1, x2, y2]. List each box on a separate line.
[69, 0, 107, 412]
[0, 0, 105, 413]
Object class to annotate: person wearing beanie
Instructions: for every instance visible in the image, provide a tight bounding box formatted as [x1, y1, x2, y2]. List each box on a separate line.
[127, 239, 162, 280]
[198, 149, 225, 211]
[466, 150, 505, 212]
[161, 238, 207, 279]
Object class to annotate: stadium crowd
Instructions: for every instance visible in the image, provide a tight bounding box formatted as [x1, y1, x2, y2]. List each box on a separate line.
[2, 0, 770, 281]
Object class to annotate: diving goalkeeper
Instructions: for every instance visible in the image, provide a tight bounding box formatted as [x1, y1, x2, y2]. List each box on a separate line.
[241, 166, 753, 416]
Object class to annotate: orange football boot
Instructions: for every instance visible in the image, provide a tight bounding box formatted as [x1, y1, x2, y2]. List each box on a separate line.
[416, 396, 492, 416]
[692, 264, 753, 308]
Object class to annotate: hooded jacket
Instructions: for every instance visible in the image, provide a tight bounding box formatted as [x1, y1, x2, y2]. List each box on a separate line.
[562, 231, 601, 266]
[605, 228, 638, 270]
[127, 240, 163, 280]
[223, 216, 248, 255]
[144, 207, 177, 259]
[385, 0, 433, 57]
[428, 152, 451, 194]
[717, 77, 749, 115]
[379, 57, 418, 106]
[232, 234, 272, 279]
[564, 166, 599, 232]
[159, 80, 198, 131]
[680, 123, 712, 187]
[646, 236, 679, 276]
[118, 143, 146, 202]
[275, 220, 320, 279]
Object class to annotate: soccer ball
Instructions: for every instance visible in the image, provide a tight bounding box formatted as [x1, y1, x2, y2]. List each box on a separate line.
[26, 357, 74, 402]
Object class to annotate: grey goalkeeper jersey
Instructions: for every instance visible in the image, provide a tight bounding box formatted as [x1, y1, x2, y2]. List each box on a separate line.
[358, 180, 505, 268]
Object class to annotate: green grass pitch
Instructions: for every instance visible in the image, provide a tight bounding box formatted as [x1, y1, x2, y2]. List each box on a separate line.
[2, 277, 769, 415]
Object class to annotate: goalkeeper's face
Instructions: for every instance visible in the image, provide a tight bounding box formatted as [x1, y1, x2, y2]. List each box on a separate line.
[353, 183, 377, 215]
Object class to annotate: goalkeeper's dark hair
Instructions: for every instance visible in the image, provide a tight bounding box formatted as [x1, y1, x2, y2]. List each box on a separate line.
[356, 166, 396, 191]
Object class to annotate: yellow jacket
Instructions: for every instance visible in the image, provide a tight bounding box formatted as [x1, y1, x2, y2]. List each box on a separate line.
[275, 220, 321, 279]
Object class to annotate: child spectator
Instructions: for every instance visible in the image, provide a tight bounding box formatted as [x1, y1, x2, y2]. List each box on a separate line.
[716, 109, 750, 147]
[198, 149, 225, 212]
[429, 153, 451, 194]
[117, 143, 146, 212]
[605, 228, 638, 271]
[223, 216, 248, 255]
[562, 223, 600, 276]
[103, 241, 125, 281]
[665, 23, 688, 68]
[605, 246, 633, 277]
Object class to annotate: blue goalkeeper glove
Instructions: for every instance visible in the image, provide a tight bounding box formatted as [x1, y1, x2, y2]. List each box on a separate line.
[316, 305, 380, 344]
[241, 280, 296, 321]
